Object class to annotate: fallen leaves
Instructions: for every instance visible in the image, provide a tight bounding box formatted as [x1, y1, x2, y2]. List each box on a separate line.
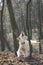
[0, 51, 43, 65]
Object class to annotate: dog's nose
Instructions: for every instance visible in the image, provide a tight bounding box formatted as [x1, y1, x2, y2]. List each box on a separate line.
[22, 33, 24, 36]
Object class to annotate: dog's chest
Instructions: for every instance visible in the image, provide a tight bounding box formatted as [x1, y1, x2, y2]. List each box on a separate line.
[17, 40, 30, 57]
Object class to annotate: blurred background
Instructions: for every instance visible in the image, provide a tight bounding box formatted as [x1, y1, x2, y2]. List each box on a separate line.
[0, 0, 43, 54]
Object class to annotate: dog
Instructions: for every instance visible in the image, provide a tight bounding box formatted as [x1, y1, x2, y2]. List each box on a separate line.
[16, 32, 30, 58]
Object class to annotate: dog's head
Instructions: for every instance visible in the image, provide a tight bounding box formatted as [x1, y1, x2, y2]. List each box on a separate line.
[16, 32, 28, 43]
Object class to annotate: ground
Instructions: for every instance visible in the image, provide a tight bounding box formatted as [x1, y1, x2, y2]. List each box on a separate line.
[0, 51, 43, 65]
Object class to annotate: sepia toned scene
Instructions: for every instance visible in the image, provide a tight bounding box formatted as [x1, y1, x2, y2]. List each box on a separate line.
[0, 0, 43, 65]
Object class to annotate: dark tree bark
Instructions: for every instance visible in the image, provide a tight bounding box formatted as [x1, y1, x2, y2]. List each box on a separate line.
[26, 0, 32, 39]
[26, 0, 32, 58]
[6, 0, 19, 55]
[38, 0, 41, 53]
[1, 0, 5, 51]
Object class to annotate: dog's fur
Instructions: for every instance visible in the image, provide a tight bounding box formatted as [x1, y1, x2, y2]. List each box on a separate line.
[16, 32, 30, 57]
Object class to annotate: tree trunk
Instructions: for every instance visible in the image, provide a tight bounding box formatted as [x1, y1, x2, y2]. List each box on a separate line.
[1, 0, 5, 51]
[26, 0, 32, 58]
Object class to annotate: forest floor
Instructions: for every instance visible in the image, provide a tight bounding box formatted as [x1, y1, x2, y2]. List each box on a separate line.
[0, 51, 43, 65]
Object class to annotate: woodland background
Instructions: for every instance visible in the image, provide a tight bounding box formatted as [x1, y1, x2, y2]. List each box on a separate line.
[0, 0, 43, 54]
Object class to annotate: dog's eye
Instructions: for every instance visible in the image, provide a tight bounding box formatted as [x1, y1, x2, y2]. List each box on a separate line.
[22, 42, 25, 44]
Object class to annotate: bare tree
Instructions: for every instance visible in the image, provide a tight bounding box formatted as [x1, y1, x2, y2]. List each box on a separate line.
[38, 0, 42, 53]
[6, 0, 19, 55]
[26, 0, 32, 58]
[0, 0, 5, 51]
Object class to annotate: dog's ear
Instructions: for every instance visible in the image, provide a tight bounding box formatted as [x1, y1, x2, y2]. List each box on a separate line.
[22, 32, 25, 36]
[22, 33, 24, 36]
